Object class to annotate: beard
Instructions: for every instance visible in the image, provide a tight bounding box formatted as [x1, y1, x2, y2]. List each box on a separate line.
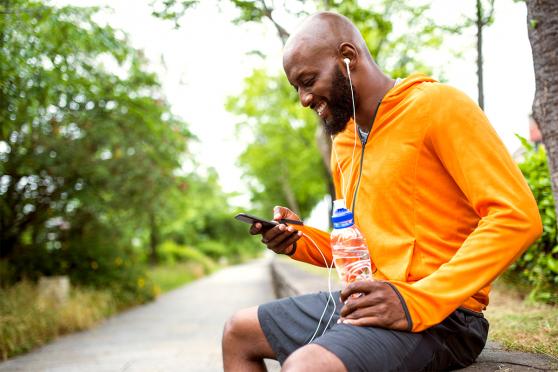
[322, 65, 355, 136]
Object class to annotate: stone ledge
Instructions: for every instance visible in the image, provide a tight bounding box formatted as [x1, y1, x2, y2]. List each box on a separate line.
[270, 258, 557, 371]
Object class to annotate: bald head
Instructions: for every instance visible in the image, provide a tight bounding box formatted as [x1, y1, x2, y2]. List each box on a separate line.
[283, 12, 371, 70]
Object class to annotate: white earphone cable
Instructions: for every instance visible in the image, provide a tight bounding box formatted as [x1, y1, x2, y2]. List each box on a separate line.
[303, 232, 336, 343]
[304, 58, 360, 343]
[331, 59, 358, 205]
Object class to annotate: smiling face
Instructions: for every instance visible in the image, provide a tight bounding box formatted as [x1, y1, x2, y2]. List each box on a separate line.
[283, 45, 354, 136]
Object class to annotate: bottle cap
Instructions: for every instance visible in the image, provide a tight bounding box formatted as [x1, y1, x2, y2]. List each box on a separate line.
[332, 199, 354, 229]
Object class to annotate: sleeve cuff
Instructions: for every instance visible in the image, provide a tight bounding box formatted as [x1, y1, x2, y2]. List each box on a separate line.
[286, 241, 297, 256]
[384, 281, 413, 332]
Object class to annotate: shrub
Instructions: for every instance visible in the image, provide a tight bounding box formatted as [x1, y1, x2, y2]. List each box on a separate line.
[3, 215, 157, 307]
[197, 240, 228, 260]
[508, 137, 558, 303]
[158, 240, 216, 273]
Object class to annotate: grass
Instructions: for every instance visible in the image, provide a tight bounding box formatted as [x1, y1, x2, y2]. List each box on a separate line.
[484, 280, 558, 358]
[0, 281, 116, 361]
[147, 262, 206, 293]
[0, 261, 212, 361]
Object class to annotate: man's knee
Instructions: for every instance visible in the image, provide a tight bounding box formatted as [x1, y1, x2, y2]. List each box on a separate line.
[282, 344, 347, 372]
[222, 306, 275, 362]
[222, 306, 260, 345]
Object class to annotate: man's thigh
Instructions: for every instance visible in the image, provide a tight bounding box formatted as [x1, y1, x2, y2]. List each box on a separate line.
[313, 321, 435, 372]
[259, 291, 433, 370]
[258, 291, 488, 371]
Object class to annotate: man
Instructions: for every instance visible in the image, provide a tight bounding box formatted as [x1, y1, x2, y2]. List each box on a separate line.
[222, 11, 542, 372]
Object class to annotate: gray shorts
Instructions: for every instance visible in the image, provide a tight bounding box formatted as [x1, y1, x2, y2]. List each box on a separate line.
[258, 291, 488, 371]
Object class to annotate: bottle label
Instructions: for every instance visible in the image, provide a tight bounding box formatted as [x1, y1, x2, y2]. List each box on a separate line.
[333, 220, 354, 229]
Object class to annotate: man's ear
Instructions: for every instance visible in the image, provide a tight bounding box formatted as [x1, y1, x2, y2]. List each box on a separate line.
[338, 42, 358, 71]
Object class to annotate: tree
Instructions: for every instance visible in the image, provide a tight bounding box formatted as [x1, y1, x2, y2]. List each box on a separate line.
[473, 0, 495, 110]
[0, 0, 190, 287]
[525, 0, 558, 227]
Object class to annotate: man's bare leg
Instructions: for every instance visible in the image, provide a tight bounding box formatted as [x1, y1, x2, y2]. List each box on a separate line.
[282, 344, 347, 372]
[222, 306, 276, 371]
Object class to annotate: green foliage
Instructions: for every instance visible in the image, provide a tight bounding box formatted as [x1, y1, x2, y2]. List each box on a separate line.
[150, 0, 198, 28]
[157, 240, 216, 273]
[153, 169, 263, 262]
[146, 262, 201, 293]
[508, 137, 558, 304]
[0, 0, 189, 301]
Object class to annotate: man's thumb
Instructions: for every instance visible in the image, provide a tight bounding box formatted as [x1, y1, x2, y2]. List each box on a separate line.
[273, 206, 284, 220]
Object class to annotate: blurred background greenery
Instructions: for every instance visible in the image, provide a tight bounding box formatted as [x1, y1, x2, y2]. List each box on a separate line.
[0, 0, 556, 360]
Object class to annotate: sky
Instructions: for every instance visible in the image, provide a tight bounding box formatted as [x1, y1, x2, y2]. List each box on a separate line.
[53, 0, 536, 224]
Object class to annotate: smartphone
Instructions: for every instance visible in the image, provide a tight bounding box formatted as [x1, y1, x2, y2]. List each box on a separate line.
[234, 213, 278, 231]
[234, 213, 303, 230]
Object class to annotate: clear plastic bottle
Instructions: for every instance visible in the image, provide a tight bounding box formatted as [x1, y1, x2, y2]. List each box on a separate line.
[330, 199, 372, 288]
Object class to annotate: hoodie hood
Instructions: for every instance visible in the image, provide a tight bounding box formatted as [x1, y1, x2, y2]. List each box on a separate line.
[383, 72, 437, 104]
[336, 73, 437, 143]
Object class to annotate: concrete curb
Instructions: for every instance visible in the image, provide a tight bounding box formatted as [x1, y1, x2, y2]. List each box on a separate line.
[270, 258, 558, 371]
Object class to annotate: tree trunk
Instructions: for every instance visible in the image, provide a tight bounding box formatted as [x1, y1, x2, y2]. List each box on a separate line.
[148, 212, 159, 265]
[476, 0, 485, 110]
[278, 164, 301, 216]
[526, 0, 558, 222]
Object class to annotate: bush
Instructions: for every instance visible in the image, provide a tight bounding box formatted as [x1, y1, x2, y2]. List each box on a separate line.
[508, 137, 558, 303]
[147, 262, 203, 293]
[3, 215, 157, 307]
[158, 240, 216, 273]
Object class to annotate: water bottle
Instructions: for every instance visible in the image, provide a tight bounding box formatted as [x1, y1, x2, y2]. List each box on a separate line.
[330, 199, 372, 288]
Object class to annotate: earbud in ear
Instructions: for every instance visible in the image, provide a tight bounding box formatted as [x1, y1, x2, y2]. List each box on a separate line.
[343, 58, 350, 67]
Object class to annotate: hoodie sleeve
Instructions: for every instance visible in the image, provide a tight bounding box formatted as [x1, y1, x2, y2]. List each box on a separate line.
[289, 225, 333, 267]
[389, 85, 542, 332]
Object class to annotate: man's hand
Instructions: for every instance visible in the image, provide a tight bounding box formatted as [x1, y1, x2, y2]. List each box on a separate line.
[249, 206, 302, 255]
[338, 280, 409, 330]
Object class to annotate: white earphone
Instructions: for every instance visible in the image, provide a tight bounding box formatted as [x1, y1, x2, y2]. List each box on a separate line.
[343, 58, 350, 71]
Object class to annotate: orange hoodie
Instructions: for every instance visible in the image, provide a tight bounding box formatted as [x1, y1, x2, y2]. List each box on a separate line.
[290, 73, 542, 332]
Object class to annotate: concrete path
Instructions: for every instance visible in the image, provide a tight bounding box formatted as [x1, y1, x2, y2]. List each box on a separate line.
[0, 258, 281, 372]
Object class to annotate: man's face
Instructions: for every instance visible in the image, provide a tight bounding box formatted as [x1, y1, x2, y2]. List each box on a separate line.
[284, 50, 355, 136]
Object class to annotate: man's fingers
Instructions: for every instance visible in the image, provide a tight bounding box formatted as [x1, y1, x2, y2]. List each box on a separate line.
[341, 300, 387, 319]
[249, 222, 262, 235]
[273, 206, 290, 221]
[272, 206, 301, 222]
[268, 230, 301, 253]
[262, 224, 287, 242]
[339, 294, 379, 317]
[339, 280, 376, 303]
[339, 316, 380, 327]
[267, 227, 298, 248]
[339, 312, 408, 330]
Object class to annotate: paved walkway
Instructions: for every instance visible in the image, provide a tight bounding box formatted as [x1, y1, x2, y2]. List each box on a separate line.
[0, 258, 280, 372]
